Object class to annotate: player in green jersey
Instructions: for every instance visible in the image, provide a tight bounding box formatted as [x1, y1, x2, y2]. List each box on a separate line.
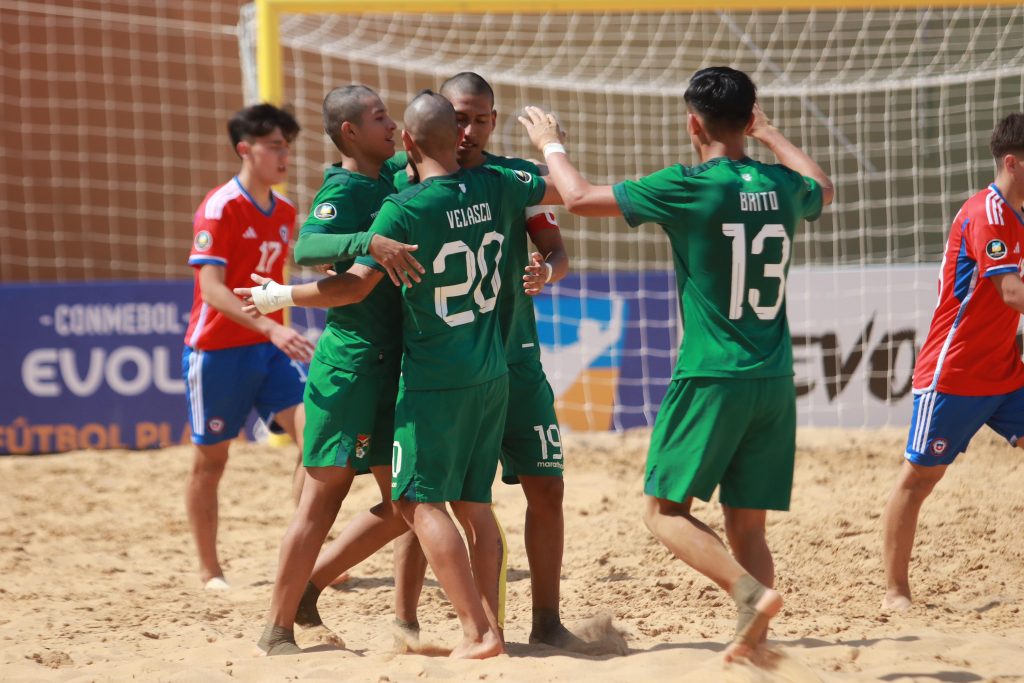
[384, 72, 578, 649]
[253, 85, 425, 656]
[519, 66, 834, 661]
[239, 90, 561, 659]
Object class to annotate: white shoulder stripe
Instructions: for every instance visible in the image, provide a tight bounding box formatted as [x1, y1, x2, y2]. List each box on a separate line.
[986, 190, 1005, 226]
[204, 184, 244, 220]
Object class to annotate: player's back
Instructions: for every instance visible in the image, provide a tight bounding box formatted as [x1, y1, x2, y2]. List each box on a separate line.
[363, 165, 546, 390]
[185, 178, 296, 350]
[614, 157, 823, 379]
[914, 185, 1024, 396]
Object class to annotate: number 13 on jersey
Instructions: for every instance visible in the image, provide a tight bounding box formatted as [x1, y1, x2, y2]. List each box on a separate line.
[721, 223, 790, 321]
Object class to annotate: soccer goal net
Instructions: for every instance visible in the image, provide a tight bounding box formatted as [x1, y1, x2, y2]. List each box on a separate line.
[239, 1, 1024, 429]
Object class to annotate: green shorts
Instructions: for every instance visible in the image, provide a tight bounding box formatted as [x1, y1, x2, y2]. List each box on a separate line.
[302, 356, 398, 472]
[392, 374, 509, 503]
[499, 360, 563, 484]
[645, 376, 795, 511]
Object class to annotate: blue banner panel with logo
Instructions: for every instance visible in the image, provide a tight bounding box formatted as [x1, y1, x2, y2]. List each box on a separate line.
[0, 281, 194, 454]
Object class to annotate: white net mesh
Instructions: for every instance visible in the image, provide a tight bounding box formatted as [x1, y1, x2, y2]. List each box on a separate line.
[0, 1, 248, 282]
[241, 6, 1024, 429]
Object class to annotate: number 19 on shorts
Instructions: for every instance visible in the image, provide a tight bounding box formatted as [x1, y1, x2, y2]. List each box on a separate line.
[533, 424, 562, 460]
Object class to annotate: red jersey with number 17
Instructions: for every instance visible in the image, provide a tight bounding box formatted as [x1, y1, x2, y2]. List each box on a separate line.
[184, 177, 296, 351]
[913, 184, 1024, 396]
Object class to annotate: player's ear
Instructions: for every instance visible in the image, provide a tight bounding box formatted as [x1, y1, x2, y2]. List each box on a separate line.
[686, 112, 701, 137]
[490, 109, 497, 128]
[235, 139, 251, 160]
[401, 129, 416, 156]
[341, 120, 356, 140]
[744, 110, 756, 135]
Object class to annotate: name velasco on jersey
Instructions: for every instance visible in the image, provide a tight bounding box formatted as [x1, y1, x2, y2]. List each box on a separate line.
[446, 202, 492, 229]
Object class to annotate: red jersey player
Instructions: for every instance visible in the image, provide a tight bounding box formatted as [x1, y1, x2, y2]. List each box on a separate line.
[883, 113, 1024, 611]
[183, 103, 314, 590]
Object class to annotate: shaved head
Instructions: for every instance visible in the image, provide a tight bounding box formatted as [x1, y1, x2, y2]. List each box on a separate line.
[439, 72, 494, 107]
[404, 89, 459, 156]
[323, 84, 378, 150]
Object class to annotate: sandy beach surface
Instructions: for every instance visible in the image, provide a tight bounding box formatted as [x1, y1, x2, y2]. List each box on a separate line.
[2, 427, 1022, 682]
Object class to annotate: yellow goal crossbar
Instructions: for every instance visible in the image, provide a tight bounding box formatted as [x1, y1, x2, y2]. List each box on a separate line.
[255, 0, 1022, 105]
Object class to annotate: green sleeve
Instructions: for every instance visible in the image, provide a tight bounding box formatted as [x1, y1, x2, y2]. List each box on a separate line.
[798, 175, 824, 222]
[355, 200, 409, 271]
[612, 165, 684, 228]
[494, 166, 547, 213]
[293, 230, 373, 266]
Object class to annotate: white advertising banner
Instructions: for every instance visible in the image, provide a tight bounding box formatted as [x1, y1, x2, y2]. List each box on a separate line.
[789, 265, 940, 428]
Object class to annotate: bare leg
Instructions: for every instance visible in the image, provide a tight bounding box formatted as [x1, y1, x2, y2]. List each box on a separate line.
[882, 459, 947, 611]
[393, 530, 427, 642]
[722, 506, 773, 589]
[272, 404, 306, 506]
[398, 500, 503, 660]
[258, 466, 356, 655]
[186, 441, 231, 586]
[519, 476, 581, 647]
[642, 495, 781, 662]
[451, 501, 505, 639]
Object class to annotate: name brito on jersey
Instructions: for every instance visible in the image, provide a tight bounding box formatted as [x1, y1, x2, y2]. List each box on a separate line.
[447, 202, 492, 229]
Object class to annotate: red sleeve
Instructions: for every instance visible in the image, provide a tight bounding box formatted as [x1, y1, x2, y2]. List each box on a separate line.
[188, 203, 237, 268]
[966, 202, 1019, 278]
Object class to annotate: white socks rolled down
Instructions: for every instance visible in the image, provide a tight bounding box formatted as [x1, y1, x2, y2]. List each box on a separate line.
[250, 280, 294, 314]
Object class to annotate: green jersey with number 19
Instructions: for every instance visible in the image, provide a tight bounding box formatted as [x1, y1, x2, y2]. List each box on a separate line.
[357, 165, 546, 390]
[613, 156, 823, 380]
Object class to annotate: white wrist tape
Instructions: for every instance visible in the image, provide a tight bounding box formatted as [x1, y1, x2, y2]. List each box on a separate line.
[250, 280, 294, 314]
[542, 142, 566, 158]
[544, 262, 554, 283]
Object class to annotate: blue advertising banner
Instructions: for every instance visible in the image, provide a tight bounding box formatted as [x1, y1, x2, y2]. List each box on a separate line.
[1, 266, 936, 454]
[0, 281, 194, 454]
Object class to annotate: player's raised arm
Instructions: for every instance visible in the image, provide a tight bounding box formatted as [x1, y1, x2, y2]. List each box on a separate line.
[234, 265, 384, 314]
[747, 103, 835, 206]
[518, 106, 620, 217]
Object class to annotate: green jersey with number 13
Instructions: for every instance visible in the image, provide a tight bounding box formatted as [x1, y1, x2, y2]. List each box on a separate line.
[357, 165, 546, 391]
[613, 156, 823, 379]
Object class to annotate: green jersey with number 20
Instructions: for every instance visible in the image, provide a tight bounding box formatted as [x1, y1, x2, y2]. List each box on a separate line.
[613, 156, 823, 379]
[357, 165, 546, 390]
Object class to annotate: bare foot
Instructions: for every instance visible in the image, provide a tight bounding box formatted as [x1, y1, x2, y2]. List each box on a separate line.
[449, 631, 504, 660]
[724, 588, 783, 663]
[881, 591, 913, 612]
[329, 572, 351, 587]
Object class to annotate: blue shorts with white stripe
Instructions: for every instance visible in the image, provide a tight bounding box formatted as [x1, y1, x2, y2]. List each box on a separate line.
[905, 386, 1024, 466]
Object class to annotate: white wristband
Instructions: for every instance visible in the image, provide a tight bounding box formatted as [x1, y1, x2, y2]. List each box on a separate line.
[251, 280, 294, 314]
[542, 142, 566, 159]
[544, 262, 554, 283]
